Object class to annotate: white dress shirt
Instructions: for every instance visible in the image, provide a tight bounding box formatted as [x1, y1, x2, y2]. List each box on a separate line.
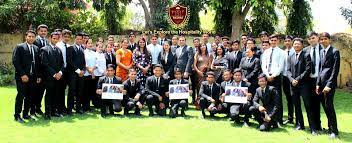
[261, 46, 285, 77]
[309, 44, 320, 78]
[176, 45, 185, 58]
[94, 52, 106, 76]
[84, 49, 97, 76]
[283, 47, 295, 76]
[56, 41, 70, 68]
[147, 44, 162, 65]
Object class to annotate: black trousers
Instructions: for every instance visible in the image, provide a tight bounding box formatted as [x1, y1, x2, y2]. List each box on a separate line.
[268, 74, 283, 124]
[32, 80, 45, 113]
[309, 77, 322, 130]
[123, 96, 145, 113]
[228, 102, 251, 122]
[291, 84, 315, 130]
[14, 76, 36, 118]
[101, 99, 122, 115]
[282, 76, 293, 121]
[318, 87, 339, 134]
[58, 70, 69, 114]
[249, 105, 277, 129]
[83, 76, 99, 111]
[190, 71, 197, 103]
[170, 99, 187, 116]
[67, 73, 84, 112]
[44, 79, 64, 116]
[145, 95, 169, 116]
[199, 97, 227, 114]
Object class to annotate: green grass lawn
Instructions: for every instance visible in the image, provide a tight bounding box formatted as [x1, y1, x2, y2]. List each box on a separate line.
[0, 86, 351, 143]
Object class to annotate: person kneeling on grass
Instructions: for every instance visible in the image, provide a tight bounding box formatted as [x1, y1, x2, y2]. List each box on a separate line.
[169, 68, 192, 118]
[96, 64, 125, 118]
[122, 69, 145, 116]
[249, 74, 280, 131]
[199, 71, 226, 118]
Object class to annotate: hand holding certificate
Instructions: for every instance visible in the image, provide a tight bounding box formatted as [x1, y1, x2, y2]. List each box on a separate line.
[169, 84, 189, 100]
[102, 84, 124, 100]
[224, 86, 248, 103]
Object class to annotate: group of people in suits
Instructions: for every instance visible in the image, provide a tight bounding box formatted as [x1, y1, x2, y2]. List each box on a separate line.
[12, 24, 340, 138]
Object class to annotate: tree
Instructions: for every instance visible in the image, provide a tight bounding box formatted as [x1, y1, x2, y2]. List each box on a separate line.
[178, 0, 205, 30]
[341, 2, 352, 27]
[93, 0, 130, 34]
[249, 0, 278, 37]
[286, 0, 312, 38]
[136, 0, 170, 30]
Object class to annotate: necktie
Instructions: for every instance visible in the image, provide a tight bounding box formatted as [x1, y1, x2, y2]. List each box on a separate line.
[287, 50, 290, 56]
[131, 80, 134, 86]
[210, 85, 213, 96]
[312, 47, 316, 74]
[268, 48, 274, 73]
[247, 58, 251, 62]
[157, 77, 160, 87]
[29, 45, 35, 74]
[323, 50, 327, 63]
[108, 53, 112, 63]
[109, 78, 113, 84]
[295, 53, 299, 62]
[41, 39, 45, 46]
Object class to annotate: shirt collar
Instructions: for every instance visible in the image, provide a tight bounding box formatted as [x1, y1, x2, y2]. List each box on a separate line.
[323, 45, 331, 52]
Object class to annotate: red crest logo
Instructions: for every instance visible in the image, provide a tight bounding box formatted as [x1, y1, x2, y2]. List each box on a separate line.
[167, 4, 189, 28]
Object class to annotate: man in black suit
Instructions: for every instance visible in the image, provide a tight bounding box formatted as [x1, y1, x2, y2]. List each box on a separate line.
[66, 32, 86, 115]
[32, 24, 49, 116]
[12, 30, 42, 123]
[96, 64, 124, 117]
[221, 69, 252, 126]
[169, 69, 191, 118]
[199, 72, 223, 118]
[123, 69, 145, 116]
[304, 31, 323, 132]
[40, 32, 65, 120]
[315, 32, 340, 138]
[287, 38, 316, 133]
[226, 40, 242, 72]
[127, 32, 137, 51]
[145, 64, 169, 116]
[249, 74, 280, 131]
[240, 34, 248, 52]
[240, 48, 260, 96]
[175, 36, 194, 79]
[105, 44, 117, 68]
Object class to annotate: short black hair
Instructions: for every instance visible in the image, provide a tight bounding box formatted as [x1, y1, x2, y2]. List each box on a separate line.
[153, 64, 163, 70]
[25, 30, 36, 36]
[241, 33, 248, 37]
[269, 34, 279, 39]
[50, 32, 60, 38]
[308, 31, 319, 38]
[320, 32, 331, 39]
[54, 28, 62, 33]
[262, 40, 270, 45]
[223, 69, 232, 74]
[37, 24, 48, 31]
[62, 29, 72, 36]
[128, 68, 137, 74]
[107, 64, 116, 70]
[231, 40, 240, 45]
[76, 32, 84, 37]
[233, 68, 242, 75]
[247, 38, 256, 44]
[258, 74, 267, 81]
[174, 68, 183, 75]
[193, 37, 200, 42]
[292, 38, 304, 44]
[129, 32, 135, 37]
[206, 71, 215, 77]
[285, 35, 294, 40]
[259, 31, 269, 37]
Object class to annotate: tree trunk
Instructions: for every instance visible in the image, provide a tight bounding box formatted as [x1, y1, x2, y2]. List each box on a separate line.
[230, 12, 245, 40]
[138, 0, 152, 30]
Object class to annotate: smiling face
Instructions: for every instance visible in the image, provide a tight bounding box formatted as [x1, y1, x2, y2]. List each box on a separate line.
[50, 34, 60, 45]
[293, 40, 303, 53]
[320, 36, 330, 48]
[37, 27, 48, 38]
[308, 35, 319, 46]
[26, 32, 36, 44]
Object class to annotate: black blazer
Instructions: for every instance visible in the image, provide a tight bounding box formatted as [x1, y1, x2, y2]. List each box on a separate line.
[220, 80, 233, 92]
[158, 51, 176, 76]
[175, 45, 194, 73]
[226, 51, 243, 72]
[303, 45, 322, 75]
[253, 86, 280, 118]
[66, 44, 86, 73]
[105, 52, 117, 68]
[97, 76, 123, 89]
[40, 45, 65, 80]
[199, 81, 221, 103]
[12, 43, 41, 80]
[239, 57, 260, 84]
[33, 37, 49, 49]
[317, 46, 340, 89]
[123, 79, 144, 99]
[286, 50, 311, 85]
[127, 43, 137, 51]
[145, 76, 168, 98]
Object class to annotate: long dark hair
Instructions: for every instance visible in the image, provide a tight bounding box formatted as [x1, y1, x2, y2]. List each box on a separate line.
[161, 41, 172, 61]
[215, 45, 225, 59]
[198, 43, 209, 56]
[135, 37, 151, 60]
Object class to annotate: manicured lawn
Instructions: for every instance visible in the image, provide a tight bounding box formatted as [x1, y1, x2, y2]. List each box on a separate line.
[0, 86, 351, 143]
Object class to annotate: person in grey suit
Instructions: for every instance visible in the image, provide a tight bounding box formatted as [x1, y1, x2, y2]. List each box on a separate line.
[315, 32, 340, 138]
[174, 36, 194, 79]
[287, 38, 315, 133]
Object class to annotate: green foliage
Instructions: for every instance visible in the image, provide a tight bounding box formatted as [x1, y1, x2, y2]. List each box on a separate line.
[0, 63, 14, 86]
[249, 0, 278, 37]
[149, 0, 170, 29]
[69, 10, 107, 39]
[286, 0, 312, 38]
[178, 0, 206, 30]
[341, 2, 352, 27]
[209, 0, 235, 36]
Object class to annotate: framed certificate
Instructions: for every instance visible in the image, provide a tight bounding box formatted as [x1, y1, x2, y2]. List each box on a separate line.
[169, 84, 189, 100]
[224, 86, 248, 103]
[102, 84, 124, 100]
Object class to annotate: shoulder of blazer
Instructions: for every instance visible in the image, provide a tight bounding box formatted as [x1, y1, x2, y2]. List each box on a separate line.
[201, 81, 208, 86]
[182, 79, 189, 84]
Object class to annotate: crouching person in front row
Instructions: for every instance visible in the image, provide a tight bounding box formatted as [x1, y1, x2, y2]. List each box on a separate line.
[199, 72, 225, 118]
[169, 68, 192, 118]
[249, 74, 280, 131]
[145, 64, 169, 116]
[96, 64, 124, 117]
[122, 69, 145, 116]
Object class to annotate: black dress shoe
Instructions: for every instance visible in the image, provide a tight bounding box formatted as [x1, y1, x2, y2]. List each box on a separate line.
[283, 119, 294, 125]
[44, 115, 51, 120]
[36, 110, 44, 115]
[14, 117, 25, 123]
[76, 110, 84, 114]
[295, 126, 305, 130]
[134, 111, 141, 116]
[23, 115, 34, 120]
[311, 130, 318, 136]
[149, 113, 154, 117]
[180, 110, 186, 117]
[210, 113, 215, 118]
